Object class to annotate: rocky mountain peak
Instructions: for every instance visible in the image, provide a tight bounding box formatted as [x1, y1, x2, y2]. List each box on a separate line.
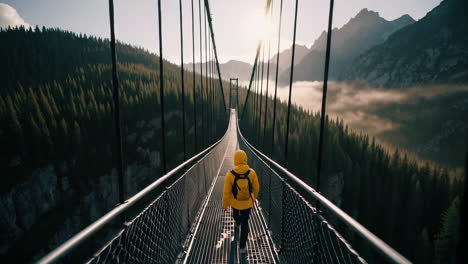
[391, 14, 416, 27]
[354, 8, 381, 20]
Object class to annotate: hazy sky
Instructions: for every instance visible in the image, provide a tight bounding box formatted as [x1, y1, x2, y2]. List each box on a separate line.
[1, 0, 442, 64]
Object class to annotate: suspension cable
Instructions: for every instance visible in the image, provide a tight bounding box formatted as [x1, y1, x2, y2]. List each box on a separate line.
[157, 0, 167, 174]
[284, 0, 299, 167]
[316, 0, 335, 193]
[108, 0, 125, 203]
[229, 79, 232, 109]
[211, 48, 215, 140]
[255, 60, 261, 137]
[263, 0, 274, 151]
[198, 0, 204, 149]
[236, 79, 239, 109]
[258, 43, 266, 144]
[204, 0, 227, 114]
[241, 43, 261, 120]
[254, 57, 259, 137]
[179, 0, 186, 161]
[208, 32, 212, 142]
[191, 0, 197, 152]
[271, 0, 283, 157]
[204, 2, 209, 146]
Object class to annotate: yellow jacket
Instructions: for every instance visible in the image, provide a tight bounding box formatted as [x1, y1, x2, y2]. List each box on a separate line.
[222, 150, 260, 210]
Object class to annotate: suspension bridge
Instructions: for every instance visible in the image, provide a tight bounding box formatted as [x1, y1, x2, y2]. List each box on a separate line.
[36, 0, 412, 263]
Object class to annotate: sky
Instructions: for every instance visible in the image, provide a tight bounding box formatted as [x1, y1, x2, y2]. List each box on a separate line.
[1, 0, 442, 64]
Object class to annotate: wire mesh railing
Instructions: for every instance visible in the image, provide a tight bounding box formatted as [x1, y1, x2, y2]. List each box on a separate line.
[237, 116, 411, 264]
[37, 120, 230, 264]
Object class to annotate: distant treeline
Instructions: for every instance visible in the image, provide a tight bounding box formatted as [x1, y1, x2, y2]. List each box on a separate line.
[0, 26, 228, 261]
[238, 83, 463, 264]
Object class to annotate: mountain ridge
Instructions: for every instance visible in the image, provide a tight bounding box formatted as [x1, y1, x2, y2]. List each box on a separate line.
[341, 0, 468, 87]
[278, 8, 415, 84]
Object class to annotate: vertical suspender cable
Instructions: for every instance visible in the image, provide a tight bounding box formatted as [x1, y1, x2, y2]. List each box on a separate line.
[108, 0, 125, 204]
[189, 0, 196, 229]
[259, 43, 265, 143]
[254, 63, 260, 135]
[211, 49, 215, 139]
[271, 0, 283, 157]
[316, 0, 335, 193]
[207, 29, 211, 142]
[210, 43, 213, 141]
[236, 79, 239, 111]
[179, 0, 186, 161]
[255, 46, 261, 142]
[284, 0, 299, 167]
[263, 0, 274, 151]
[198, 0, 204, 149]
[263, 43, 271, 150]
[241, 43, 261, 120]
[204, 0, 227, 115]
[204, 3, 208, 146]
[214, 57, 217, 130]
[191, 0, 197, 152]
[205, 34, 213, 142]
[157, 0, 167, 174]
[254, 48, 259, 139]
[229, 79, 232, 109]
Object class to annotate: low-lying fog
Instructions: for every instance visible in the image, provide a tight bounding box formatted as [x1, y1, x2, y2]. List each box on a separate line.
[241, 79, 468, 167]
[245, 79, 468, 137]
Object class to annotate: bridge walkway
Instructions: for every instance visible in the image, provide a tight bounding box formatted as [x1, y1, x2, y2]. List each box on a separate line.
[183, 110, 277, 264]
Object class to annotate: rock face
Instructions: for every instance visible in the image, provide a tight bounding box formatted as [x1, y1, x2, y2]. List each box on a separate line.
[0, 166, 117, 256]
[341, 0, 468, 87]
[0, 116, 168, 261]
[268, 44, 310, 73]
[280, 8, 414, 83]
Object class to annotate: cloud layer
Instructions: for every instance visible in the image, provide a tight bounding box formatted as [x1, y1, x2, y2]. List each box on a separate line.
[0, 3, 30, 28]
[266, 80, 468, 137]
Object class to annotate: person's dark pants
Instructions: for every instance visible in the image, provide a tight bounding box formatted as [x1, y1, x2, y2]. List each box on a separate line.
[233, 208, 251, 249]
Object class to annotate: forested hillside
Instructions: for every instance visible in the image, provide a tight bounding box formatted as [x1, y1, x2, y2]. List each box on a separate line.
[0, 26, 228, 262]
[238, 89, 464, 263]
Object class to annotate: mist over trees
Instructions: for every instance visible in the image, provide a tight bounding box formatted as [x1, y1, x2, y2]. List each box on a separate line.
[238, 85, 464, 263]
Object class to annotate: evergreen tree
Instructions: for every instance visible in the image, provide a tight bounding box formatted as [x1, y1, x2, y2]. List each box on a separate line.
[434, 197, 460, 264]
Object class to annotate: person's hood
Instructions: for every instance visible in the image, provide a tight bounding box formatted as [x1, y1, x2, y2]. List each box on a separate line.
[233, 150, 250, 174]
[234, 150, 248, 166]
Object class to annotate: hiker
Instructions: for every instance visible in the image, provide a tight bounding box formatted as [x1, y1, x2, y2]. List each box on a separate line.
[222, 150, 260, 254]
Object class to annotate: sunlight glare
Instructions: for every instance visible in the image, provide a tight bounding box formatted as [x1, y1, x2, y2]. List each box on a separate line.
[244, 10, 276, 44]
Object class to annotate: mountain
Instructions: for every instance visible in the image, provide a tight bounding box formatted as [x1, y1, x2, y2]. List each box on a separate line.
[220, 60, 253, 80]
[185, 44, 309, 83]
[342, 0, 468, 87]
[268, 44, 309, 73]
[186, 59, 252, 82]
[279, 8, 415, 84]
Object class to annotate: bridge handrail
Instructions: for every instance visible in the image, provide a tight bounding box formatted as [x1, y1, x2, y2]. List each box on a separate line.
[236, 116, 411, 264]
[37, 124, 229, 264]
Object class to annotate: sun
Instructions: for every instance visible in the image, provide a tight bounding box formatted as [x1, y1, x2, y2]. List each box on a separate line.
[244, 10, 276, 44]
[256, 14, 275, 42]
